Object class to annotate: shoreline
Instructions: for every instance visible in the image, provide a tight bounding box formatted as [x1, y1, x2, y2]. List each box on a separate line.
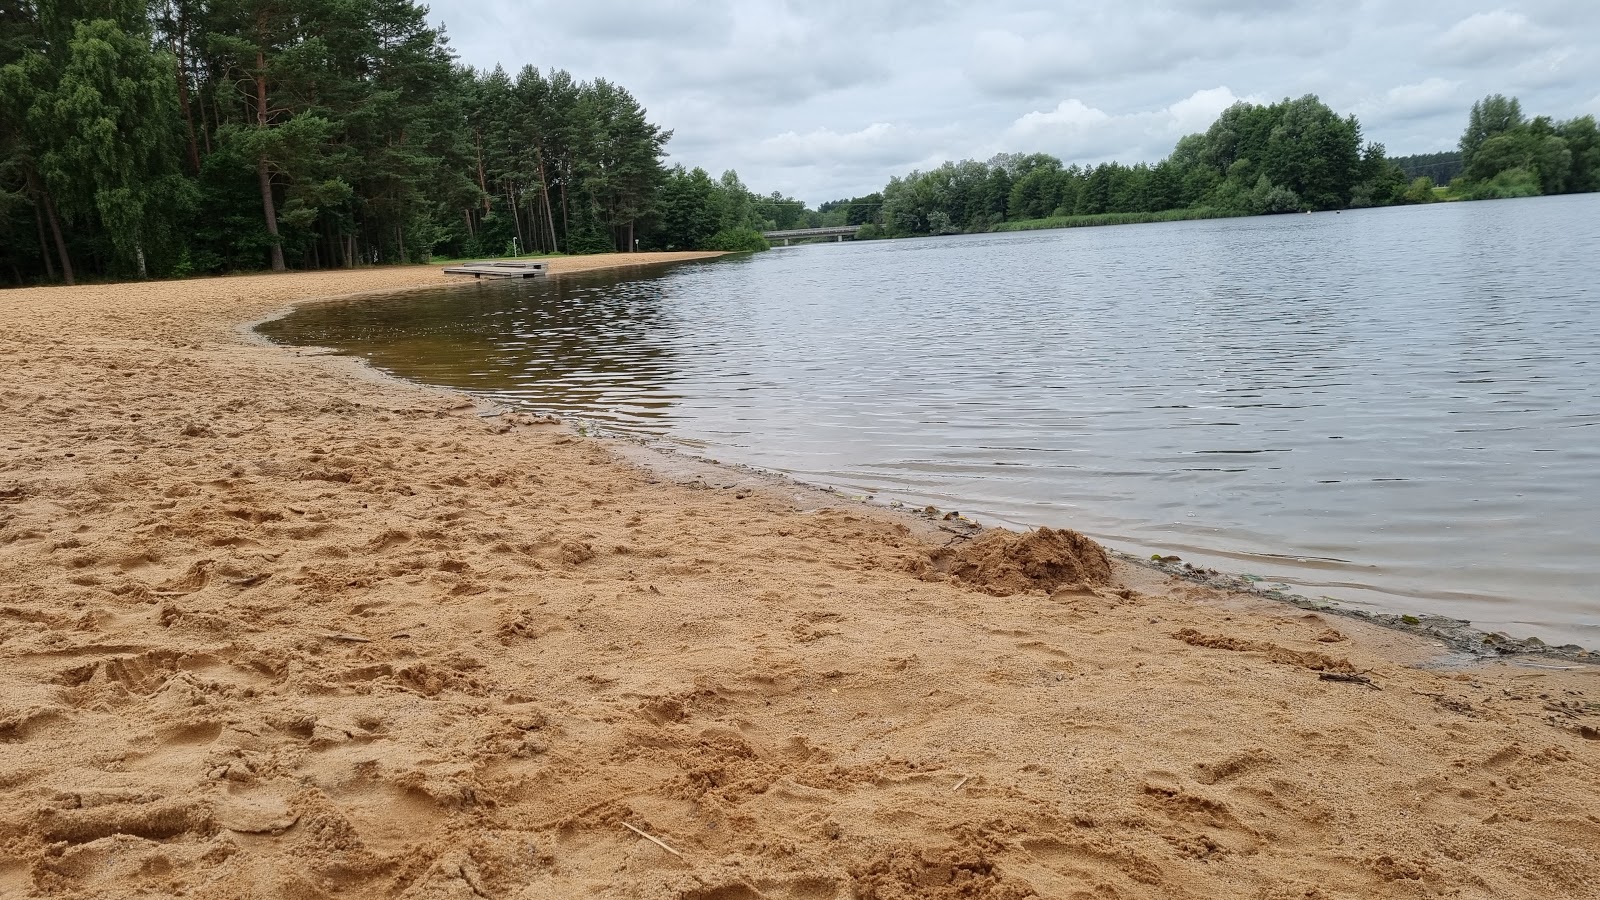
[2, 258, 1598, 898]
[255, 283, 1593, 663]
[597, 427, 1598, 664]
[578, 423, 1599, 665]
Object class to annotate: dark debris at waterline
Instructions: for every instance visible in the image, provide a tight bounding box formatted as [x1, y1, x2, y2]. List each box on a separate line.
[1126, 551, 1596, 664]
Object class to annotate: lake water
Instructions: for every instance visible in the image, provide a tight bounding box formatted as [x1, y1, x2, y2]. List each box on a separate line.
[259, 195, 1600, 646]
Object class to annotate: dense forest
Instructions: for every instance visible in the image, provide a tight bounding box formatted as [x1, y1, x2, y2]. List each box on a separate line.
[4, 0, 1598, 284]
[825, 94, 1600, 238]
[0, 0, 798, 283]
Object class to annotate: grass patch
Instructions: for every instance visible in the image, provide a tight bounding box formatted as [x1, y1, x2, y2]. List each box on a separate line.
[993, 207, 1252, 233]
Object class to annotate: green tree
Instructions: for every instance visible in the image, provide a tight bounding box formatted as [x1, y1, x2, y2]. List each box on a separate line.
[1402, 176, 1436, 204]
[654, 165, 721, 250]
[44, 17, 190, 277]
[1352, 142, 1408, 208]
[1263, 95, 1362, 210]
[1455, 112, 1575, 198]
[1007, 163, 1062, 220]
[1460, 94, 1524, 171]
[0, 0, 77, 283]
[1558, 115, 1600, 192]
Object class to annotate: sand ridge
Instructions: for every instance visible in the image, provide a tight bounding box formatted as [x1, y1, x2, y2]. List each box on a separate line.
[1, 257, 1598, 899]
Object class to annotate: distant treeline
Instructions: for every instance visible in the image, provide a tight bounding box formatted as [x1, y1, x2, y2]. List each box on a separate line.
[1392, 151, 1464, 186]
[817, 94, 1599, 238]
[0, 0, 798, 284]
[6, 0, 1598, 286]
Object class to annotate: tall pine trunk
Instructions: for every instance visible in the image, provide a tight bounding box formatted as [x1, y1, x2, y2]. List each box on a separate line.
[33, 201, 56, 281]
[474, 130, 490, 212]
[32, 172, 74, 286]
[45, 196, 74, 286]
[536, 148, 559, 252]
[559, 175, 569, 248]
[257, 157, 284, 271]
[506, 181, 524, 253]
[255, 50, 285, 272]
[172, 7, 200, 173]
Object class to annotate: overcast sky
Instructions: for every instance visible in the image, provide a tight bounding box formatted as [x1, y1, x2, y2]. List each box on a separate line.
[432, 0, 1600, 205]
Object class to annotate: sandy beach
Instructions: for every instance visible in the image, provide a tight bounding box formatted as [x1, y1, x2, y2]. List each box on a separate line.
[1, 255, 1598, 900]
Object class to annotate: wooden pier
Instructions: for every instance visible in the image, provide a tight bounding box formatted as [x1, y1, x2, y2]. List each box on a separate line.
[442, 260, 548, 279]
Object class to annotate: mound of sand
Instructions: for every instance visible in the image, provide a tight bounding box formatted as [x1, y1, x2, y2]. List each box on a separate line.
[921, 527, 1112, 596]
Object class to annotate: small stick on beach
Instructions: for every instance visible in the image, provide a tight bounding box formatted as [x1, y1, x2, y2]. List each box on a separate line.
[1319, 672, 1380, 689]
[622, 822, 684, 857]
[953, 775, 970, 792]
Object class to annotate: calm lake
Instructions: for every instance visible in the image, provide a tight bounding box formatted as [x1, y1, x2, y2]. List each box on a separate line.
[260, 194, 1600, 646]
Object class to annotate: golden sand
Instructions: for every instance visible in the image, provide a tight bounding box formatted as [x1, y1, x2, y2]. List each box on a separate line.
[1, 256, 1597, 899]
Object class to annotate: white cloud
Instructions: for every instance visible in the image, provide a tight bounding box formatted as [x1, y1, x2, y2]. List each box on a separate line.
[1429, 10, 1556, 65]
[961, 5, 1348, 100]
[752, 123, 942, 168]
[965, 29, 1095, 98]
[1168, 86, 1251, 134]
[1511, 47, 1577, 88]
[1356, 77, 1462, 121]
[541, 0, 729, 42]
[1001, 88, 1256, 164]
[1009, 100, 1111, 137]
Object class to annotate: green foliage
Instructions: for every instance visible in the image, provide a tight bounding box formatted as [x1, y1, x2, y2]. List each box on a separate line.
[994, 207, 1248, 232]
[1460, 94, 1524, 171]
[1351, 142, 1408, 208]
[1402, 176, 1437, 204]
[817, 193, 882, 227]
[1456, 167, 1542, 200]
[1262, 95, 1362, 209]
[704, 227, 770, 253]
[0, 0, 750, 282]
[643, 165, 794, 250]
[1559, 116, 1600, 193]
[872, 94, 1387, 239]
[655, 166, 723, 250]
[1448, 96, 1597, 199]
[865, 92, 1599, 242]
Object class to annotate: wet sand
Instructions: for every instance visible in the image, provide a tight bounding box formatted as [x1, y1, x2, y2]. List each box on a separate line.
[1, 256, 1598, 899]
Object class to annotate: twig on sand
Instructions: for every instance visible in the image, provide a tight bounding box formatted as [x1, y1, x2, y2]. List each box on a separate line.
[622, 822, 683, 857]
[1319, 671, 1380, 689]
[952, 775, 971, 792]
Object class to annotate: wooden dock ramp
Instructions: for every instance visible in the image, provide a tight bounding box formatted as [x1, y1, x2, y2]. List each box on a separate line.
[443, 260, 548, 279]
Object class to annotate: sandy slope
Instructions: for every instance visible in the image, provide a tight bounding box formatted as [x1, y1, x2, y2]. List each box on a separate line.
[0, 257, 1598, 900]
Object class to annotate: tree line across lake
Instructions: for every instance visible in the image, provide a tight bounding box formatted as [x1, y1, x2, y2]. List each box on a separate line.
[3, 0, 1596, 285]
[817, 94, 1599, 239]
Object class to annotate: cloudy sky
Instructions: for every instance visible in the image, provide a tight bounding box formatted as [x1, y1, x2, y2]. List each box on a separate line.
[432, 0, 1600, 205]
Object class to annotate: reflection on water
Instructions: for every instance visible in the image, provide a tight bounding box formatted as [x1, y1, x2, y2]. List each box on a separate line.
[268, 267, 694, 423]
[261, 195, 1600, 645]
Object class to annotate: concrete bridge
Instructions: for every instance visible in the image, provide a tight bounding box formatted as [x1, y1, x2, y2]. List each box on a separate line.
[762, 225, 859, 245]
